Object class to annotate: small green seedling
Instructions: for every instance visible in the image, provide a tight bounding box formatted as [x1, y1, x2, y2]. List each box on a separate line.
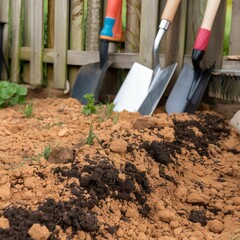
[105, 102, 115, 117]
[86, 123, 101, 145]
[82, 93, 97, 116]
[41, 145, 52, 160]
[24, 102, 34, 118]
[0, 81, 28, 108]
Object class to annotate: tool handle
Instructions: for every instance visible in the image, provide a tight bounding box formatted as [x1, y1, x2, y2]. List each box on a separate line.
[193, 0, 221, 51]
[161, 0, 181, 22]
[100, 0, 123, 42]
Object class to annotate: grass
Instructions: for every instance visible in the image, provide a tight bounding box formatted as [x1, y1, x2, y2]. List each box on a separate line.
[23, 102, 34, 118]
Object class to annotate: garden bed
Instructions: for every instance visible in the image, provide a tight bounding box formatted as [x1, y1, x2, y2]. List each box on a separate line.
[0, 97, 239, 240]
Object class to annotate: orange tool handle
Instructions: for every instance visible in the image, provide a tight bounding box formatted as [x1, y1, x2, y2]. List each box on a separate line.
[100, 0, 123, 42]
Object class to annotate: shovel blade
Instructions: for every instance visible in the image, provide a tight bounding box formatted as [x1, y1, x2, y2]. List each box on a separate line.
[165, 64, 194, 114]
[71, 61, 112, 105]
[138, 63, 177, 115]
[184, 69, 212, 113]
[113, 62, 153, 112]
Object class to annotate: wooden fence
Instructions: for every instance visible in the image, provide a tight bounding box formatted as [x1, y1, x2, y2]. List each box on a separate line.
[0, 0, 240, 94]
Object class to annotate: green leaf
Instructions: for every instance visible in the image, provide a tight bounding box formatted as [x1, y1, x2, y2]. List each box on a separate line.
[18, 95, 26, 104]
[9, 95, 20, 105]
[0, 98, 4, 105]
[17, 86, 28, 96]
[0, 88, 12, 100]
[0, 81, 9, 89]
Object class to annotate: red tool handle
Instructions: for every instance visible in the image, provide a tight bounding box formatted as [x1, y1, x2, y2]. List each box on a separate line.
[193, 0, 221, 51]
[100, 0, 123, 42]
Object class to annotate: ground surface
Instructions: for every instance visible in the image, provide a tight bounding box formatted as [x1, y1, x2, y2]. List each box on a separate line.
[0, 97, 240, 240]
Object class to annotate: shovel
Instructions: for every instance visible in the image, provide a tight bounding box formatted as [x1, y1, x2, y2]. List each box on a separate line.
[113, 0, 181, 114]
[165, 0, 221, 114]
[71, 0, 123, 105]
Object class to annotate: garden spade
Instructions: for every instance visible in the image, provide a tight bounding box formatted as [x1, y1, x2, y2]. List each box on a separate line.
[165, 0, 221, 114]
[71, 0, 123, 105]
[113, 0, 181, 114]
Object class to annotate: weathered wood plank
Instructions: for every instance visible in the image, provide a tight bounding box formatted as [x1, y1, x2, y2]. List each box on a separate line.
[164, 0, 188, 94]
[139, 0, 159, 68]
[11, 0, 22, 83]
[30, 0, 44, 86]
[86, 0, 102, 51]
[22, 0, 31, 84]
[125, 0, 141, 53]
[0, 0, 10, 79]
[53, 0, 69, 89]
[69, 0, 84, 87]
[229, 0, 240, 54]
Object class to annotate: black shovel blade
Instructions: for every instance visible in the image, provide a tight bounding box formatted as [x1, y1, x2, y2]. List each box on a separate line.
[71, 60, 112, 105]
[165, 64, 194, 114]
[184, 68, 213, 114]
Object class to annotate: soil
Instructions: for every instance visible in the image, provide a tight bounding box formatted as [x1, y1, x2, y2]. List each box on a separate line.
[0, 97, 240, 240]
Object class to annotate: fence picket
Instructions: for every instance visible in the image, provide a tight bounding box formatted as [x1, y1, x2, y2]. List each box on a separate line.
[86, 0, 102, 51]
[0, 0, 9, 79]
[30, 0, 44, 86]
[139, 0, 159, 68]
[10, 0, 22, 83]
[69, 0, 84, 87]
[53, 0, 69, 89]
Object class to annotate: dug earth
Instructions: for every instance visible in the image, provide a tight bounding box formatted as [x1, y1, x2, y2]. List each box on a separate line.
[0, 97, 239, 240]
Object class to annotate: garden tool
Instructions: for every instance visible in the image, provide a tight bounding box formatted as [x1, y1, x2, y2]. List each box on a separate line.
[113, 0, 181, 115]
[165, 0, 221, 114]
[71, 0, 123, 105]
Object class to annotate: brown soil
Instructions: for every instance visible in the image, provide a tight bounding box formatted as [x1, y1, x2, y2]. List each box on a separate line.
[0, 97, 240, 240]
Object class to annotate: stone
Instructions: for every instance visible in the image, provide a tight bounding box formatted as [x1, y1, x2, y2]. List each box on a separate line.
[158, 210, 176, 223]
[109, 139, 128, 153]
[232, 197, 240, 206]
[230, 110, 240, 134]
[0, 217, 10, 229]
[208, 220, 224, 234]
[48, 146, 73, 164]
[187, 193, 210, 205]
[28, 223, 50, 240]
[24, 177, 37, 189]
[0, 183, 11, 200]
[58, 128, 69, 137]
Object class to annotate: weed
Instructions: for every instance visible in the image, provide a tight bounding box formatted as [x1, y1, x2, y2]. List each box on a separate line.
[24, 102, 33, 118]
[82, 93, 98, 116]
[41, 145, 52, 160]
[105, 102, 115, 117]
[86, 123, 101, 145]
[0, 81, 28, 108]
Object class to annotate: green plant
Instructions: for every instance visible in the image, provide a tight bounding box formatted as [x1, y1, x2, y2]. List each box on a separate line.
[105, 102, 115, 117]
[0, 81, 28, 108]
[86, 123, 101, 145]
[41, 145, 51, 160]
[82, 93, 98, 116]
[24, 102, 33, 118]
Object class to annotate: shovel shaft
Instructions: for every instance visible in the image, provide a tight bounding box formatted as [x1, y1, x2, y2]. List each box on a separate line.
[152, 0, 181, 70]
[100, 0, 123, 42]
[161, 0, 181, 22]
[193, 0, 221, 52]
